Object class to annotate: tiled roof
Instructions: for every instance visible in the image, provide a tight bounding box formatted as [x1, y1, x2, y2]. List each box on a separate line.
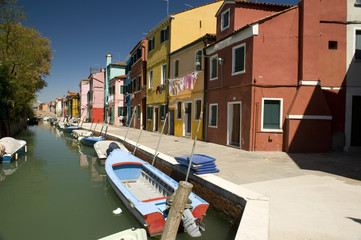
[234, 0, 294, 8]
[109, 62, 126, 67]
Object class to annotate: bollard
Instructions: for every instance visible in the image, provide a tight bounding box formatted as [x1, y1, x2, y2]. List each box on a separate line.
[161, 181, 193, 240]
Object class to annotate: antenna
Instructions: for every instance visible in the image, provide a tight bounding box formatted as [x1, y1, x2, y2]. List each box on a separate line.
[165, 0, 169, 16]
[185, 4, 193, 8]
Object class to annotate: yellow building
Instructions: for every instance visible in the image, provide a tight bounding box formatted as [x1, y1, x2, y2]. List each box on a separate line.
[168, 35, 216, 139]
[145, 1, 223, 132]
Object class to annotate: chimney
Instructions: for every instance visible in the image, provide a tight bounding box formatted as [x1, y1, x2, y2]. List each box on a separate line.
[106, 53, 112, 67]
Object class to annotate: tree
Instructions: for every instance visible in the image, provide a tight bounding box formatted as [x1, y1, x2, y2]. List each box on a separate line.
[0, 0, 52, 120]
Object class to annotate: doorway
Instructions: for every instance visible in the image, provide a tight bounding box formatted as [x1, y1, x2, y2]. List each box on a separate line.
[183, 102, 192, 136]
[154, 106, 159, 132]
[227, 102, 242, 147]
[351, 96, 361, 146]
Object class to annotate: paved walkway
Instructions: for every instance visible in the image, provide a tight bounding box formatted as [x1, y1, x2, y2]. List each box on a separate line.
[83, 123, 361, 240]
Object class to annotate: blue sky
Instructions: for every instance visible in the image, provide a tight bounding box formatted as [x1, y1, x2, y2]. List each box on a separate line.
[17, 0, 299, 103]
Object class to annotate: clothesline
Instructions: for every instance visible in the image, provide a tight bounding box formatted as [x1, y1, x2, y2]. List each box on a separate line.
[168, 71, 199, 96]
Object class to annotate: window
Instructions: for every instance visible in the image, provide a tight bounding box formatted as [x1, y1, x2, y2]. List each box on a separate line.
[195, 50, 203, 71]
[328, 41, 338, 50]
[160, 26, 169, 43]
[132, 79, 136, 93]
[355, 0, 361, 5]
[209, 104, 218, 127]
[161, 64, 167, 85]
[147, 106, 153, 120]
[149, 70, 153, 88]
[148, 37, 155, 52]
[120, 85, 125, 94]
[210, 55, 218, 80]
[232, 43, 246, 75]
[137, 105, 140, 118]
[137, 47, 142, 59]
[174, 59, 179, 78]
[194, 99, 202, 120]
[356, 30, 361, 60]
[160, 104, 168, 120]
[221, 8, 230, 31]
[176, 101, 182, 119]
[118, 107, 124, 117]
[262, 98, 283, 131]
[138, 74, 141, 91]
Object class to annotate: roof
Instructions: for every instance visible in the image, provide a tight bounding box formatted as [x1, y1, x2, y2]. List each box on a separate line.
[146, 1, 223, 38]
[109, 62, 126, 67]
[114, 75, 127, 79]
[170, 34, 216, 56]
[216, 0, 294, 16]
[129, 39, 147, 55]
[207, 5, 298, 50]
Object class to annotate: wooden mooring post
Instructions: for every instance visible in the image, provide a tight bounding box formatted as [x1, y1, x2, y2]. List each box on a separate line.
[160, 181, 193, 240]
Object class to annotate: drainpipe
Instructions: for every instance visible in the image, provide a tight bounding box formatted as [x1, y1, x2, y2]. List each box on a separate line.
[203, 43, 208, 142]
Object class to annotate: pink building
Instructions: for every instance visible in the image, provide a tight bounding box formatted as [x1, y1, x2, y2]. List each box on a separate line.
[88, 69, 105, 123]
[108, 75, 127, 126]
[79, 78, 90, 121]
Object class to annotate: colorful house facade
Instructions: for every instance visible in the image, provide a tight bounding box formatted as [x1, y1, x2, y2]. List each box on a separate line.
[129, 39, 148, 130]
[204, 0, 347, 152]
[104, 54, 126, 123]
[345, 0, 361, 151]
[146, 0, 223, 133]
[108, 75, 127, 126]
[66, 91, 79, 118]
[79, 78, 90, 121]
[88, 69, 105, 123]
[168, 34, 216, 139]
[55, 97, 62, 117]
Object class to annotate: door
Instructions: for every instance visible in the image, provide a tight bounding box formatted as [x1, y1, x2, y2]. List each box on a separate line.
[351, 96, 361, 146]
[169, 110, 175, 135]
[183, 102, 192, 136]
[142, 98, 146, 130]
[228, 102, 242, 147]
[154, 107, 159, 132]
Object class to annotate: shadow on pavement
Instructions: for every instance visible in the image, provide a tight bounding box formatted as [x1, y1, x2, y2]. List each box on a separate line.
[288, 152, 361, 181]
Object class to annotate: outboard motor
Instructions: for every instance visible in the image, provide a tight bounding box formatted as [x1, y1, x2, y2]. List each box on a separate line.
[165, 194, 205, 237]
[106, 142, 120, 156]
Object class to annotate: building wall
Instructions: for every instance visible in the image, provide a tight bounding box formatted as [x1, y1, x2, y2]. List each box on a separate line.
[80, 80, 89, 120]
[170, 1, 222, 52]
[345, 0, 361, 150]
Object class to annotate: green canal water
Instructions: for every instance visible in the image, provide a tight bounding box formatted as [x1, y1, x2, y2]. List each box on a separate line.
[0, 122, 236, 240]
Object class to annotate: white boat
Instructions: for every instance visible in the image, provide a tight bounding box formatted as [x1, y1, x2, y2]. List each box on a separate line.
[98, 228, 147, 240]
[0, 137, 27, 163]
[93, 140, 128, 165]
[71, 129, 93, 140]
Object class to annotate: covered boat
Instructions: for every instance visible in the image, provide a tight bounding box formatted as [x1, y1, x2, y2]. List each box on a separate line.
[71, 130, 93, 140]
[98, 228, 147, 240]
[0, 137, 27, 163]
[105, 149, 208, 237]
[80, 136, 105, 146]
[93, 140, 129, 165]
[62, 126, 80, 133]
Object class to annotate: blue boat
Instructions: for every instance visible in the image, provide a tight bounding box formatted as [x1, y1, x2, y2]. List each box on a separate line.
[105, 149, 208, 237]
[80, 136, 105, 146]
[0, 137, 27, 163]
[62, 126, 80, 133]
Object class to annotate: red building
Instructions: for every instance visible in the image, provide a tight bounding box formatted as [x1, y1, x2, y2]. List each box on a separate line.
[205, 0, 346, 152]
[128, 39, 148, 129]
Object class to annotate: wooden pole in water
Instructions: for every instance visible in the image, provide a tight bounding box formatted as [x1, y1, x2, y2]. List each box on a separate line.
[133, 125, 143, 155]
[161, 181, 193, 240]
[90, 119, 94, 131]
[185, 111, 203, 182]
[124, 107, 137, 142]
[152, 113, 168, 166]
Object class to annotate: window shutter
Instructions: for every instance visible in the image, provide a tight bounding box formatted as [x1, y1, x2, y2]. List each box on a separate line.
[263, 100, 280, 129]
[235, 47, 245, 72]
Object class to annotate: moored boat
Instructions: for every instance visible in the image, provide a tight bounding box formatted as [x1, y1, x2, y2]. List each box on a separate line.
[93, 140, 129, 165]
[72, 129, 93, 140]
[105, 149, 208, 237]
[80, 136, 105, 146]
[62, 125, 80, 133]
[98, 227, 147, 240]
[0, 137, 27, 163]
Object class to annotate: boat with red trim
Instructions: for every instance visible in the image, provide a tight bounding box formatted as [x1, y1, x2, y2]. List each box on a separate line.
[105, 149, 209, 237]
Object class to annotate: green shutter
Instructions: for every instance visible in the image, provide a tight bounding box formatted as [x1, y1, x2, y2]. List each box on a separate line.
[263, 100, 280, 129]
[211, 105, 217, 126]
[235, 46, 245, 72]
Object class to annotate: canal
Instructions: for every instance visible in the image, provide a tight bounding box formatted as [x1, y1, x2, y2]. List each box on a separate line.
[0, 122, 236, 240]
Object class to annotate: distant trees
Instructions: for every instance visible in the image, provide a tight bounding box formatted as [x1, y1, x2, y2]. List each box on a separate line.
[0, 0, 52, 120]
